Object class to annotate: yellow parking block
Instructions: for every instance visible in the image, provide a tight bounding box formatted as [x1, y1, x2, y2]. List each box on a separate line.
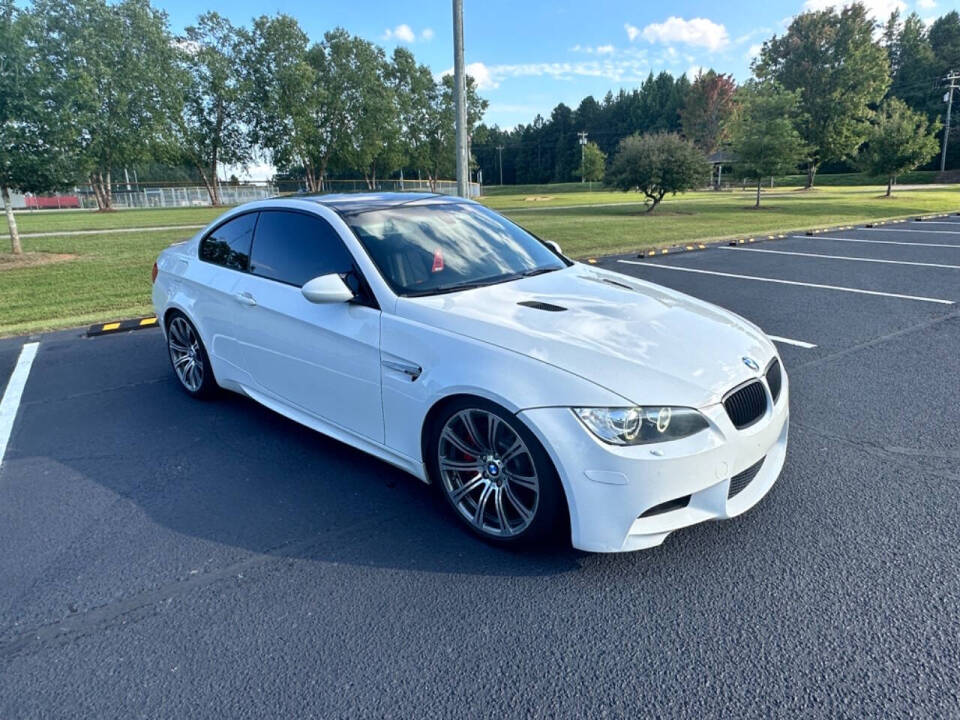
[140, 317, 158, 326]
[101, 322, 121, 331]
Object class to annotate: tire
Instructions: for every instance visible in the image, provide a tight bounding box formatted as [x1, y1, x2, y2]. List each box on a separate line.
[165, 311, 217, 399]
[426, 397, 567, 548]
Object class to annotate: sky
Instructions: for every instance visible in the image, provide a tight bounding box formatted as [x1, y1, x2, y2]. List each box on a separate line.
[154, 0, 960, 178]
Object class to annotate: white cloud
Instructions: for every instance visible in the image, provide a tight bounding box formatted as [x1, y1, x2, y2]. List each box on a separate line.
[420, 27, 435, 41]
[442, 56, 653, 88]
[802, 0, 906, 18]
[570, 43, 616, 54]
[746, 42, 763, 60]
[686, 65, 706, 80]
[636, 17, 730, 52]
[916, 0, 935, 8]
[625, 23, 641, 41]
[440, 61, 500, 90]
[465, 61, 497, 89]
[383, 24, 416, 43]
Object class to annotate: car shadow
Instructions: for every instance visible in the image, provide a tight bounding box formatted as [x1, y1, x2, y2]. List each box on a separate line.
[24, 332, 588, 578]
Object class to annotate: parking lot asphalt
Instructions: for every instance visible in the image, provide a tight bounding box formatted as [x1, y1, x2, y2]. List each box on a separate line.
[1, 218, 959, 718]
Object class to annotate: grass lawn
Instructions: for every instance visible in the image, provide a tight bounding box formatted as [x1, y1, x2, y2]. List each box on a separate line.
[491, 186, 960, 256]
[8, 206, 223, 234]
[1, 229, 188, 336]
[1, 184, 958, 336]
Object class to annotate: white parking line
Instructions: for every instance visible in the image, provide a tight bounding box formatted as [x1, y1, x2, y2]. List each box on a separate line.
[767, 335, 817, 349]
[906, 221, 960, 226]
[719, 245, 960, 269]
[616, 260, 955, 305]
[0, 342, 39, 466]
[863, 227, 960, 235]
[789, 235, 960, 249]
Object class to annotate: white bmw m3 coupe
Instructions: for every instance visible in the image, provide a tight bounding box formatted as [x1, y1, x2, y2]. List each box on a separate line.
[152, 193, 788, 552]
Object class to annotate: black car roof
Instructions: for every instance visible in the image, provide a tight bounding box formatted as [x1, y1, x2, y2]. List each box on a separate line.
[297, 192, 467, 216]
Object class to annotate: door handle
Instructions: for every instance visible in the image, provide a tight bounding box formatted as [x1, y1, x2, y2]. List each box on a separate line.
[382, 359, 422, 381]
[234, 292, 257, 307]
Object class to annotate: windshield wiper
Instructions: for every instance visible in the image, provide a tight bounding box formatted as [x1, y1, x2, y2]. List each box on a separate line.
[402, 279, 504, 297]
[520, 266, 561, 278]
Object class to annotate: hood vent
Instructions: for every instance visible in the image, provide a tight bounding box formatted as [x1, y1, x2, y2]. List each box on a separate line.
[517, 300, 567, 312]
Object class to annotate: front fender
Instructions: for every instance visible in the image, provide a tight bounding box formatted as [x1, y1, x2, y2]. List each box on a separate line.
[380, 313, 629, 468]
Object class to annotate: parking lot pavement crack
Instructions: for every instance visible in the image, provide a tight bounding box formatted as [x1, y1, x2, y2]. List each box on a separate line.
[0, 510, 404, 663]
[794, 422, 960, 483]
[792, 310, 959, 373]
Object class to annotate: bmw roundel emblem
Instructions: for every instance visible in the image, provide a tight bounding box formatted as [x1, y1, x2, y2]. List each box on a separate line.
[487, 462, 500, 477]
[742, 356, 760, 372]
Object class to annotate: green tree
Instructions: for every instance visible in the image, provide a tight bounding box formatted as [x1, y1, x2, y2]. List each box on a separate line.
[180, 12, 251, 205]
[605, 133, 710, 212]
[729, 81, 807, 208]
[884, 12, 938, 118]
[0, 0, 75, 252]
[929, 11, 960, 71]
[681, 70, 738, 154]
[32, 0, 184, 210]
[389, 48, 437, 183]
[755, 3, 890, 188]
[241, 15, 319, 190]
[422, 74, 487, 190]
[325, 31, 399, 188]
[576, 141, 606, 185]
[858, 98, 941, 196]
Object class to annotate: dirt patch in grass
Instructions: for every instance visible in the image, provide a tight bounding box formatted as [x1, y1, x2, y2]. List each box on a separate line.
[0, 251, 77, 270]
[523, 196, 555, 202]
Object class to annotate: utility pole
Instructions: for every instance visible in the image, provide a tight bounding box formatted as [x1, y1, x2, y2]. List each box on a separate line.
[578, 131, 588, 183]
[452, 0, 468, 197]
[941, 71, 958, 172]
[496, 145, 504, 186]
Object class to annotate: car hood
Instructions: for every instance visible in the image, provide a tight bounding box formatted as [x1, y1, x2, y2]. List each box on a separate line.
[395, 264, 777, 408]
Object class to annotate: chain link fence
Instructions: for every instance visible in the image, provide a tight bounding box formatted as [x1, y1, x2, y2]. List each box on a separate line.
[10, 178, 482, 211]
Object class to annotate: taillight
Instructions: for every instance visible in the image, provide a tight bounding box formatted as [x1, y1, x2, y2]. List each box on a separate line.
[151, 261, 159, 284]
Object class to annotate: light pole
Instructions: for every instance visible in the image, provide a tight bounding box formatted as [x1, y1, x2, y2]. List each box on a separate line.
[578, 131, 588, 183]
[941, 71, 958, 172]
[453, 0, 468, 197]
[496, 145, 504, 186]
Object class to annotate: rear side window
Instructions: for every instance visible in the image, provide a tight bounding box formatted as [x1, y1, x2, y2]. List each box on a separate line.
[199, 212, 257, 271]
[250, 211, 354, 287]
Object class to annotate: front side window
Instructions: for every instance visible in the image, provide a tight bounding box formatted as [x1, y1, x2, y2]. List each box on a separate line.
[344, 202, 567, 296]
[199, 212, 258, 271]
[250, 211, 355, 287]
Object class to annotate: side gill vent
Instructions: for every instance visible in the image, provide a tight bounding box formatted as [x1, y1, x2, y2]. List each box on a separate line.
[517, 300, 567, 312]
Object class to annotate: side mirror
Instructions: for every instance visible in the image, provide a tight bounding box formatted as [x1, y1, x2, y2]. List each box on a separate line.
[301, 273, 355, 304]
[545, 240, 563, 255]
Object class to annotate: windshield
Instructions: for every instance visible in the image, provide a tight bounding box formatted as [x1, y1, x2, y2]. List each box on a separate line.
[344, 202, 567, 296]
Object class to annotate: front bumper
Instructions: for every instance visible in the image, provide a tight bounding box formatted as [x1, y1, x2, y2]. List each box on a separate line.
[519, 372, 789, 553]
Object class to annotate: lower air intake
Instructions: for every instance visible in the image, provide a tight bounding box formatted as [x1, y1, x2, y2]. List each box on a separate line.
[639, 494, 691, 518]
[728, 457, 765, 499]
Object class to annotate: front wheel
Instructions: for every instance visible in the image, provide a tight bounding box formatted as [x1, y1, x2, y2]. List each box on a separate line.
[166, 312, 217, 398]
[428, 398, 567, 548]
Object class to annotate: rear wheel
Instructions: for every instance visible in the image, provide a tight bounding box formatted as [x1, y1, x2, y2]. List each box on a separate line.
[428, 398, 566, 547]
[166, 312, 217, 398]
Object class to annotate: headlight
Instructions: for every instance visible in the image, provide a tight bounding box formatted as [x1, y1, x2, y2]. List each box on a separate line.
[573, 407, 709, 445]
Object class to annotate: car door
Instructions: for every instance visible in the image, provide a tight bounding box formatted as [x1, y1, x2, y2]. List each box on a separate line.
[232, 209, 384, 443]
[192, 211, 259, 380]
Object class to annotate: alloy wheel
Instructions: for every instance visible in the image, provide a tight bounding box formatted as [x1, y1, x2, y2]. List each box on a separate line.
[167, 316, 204, 392]
[437, 408, 540, 537]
